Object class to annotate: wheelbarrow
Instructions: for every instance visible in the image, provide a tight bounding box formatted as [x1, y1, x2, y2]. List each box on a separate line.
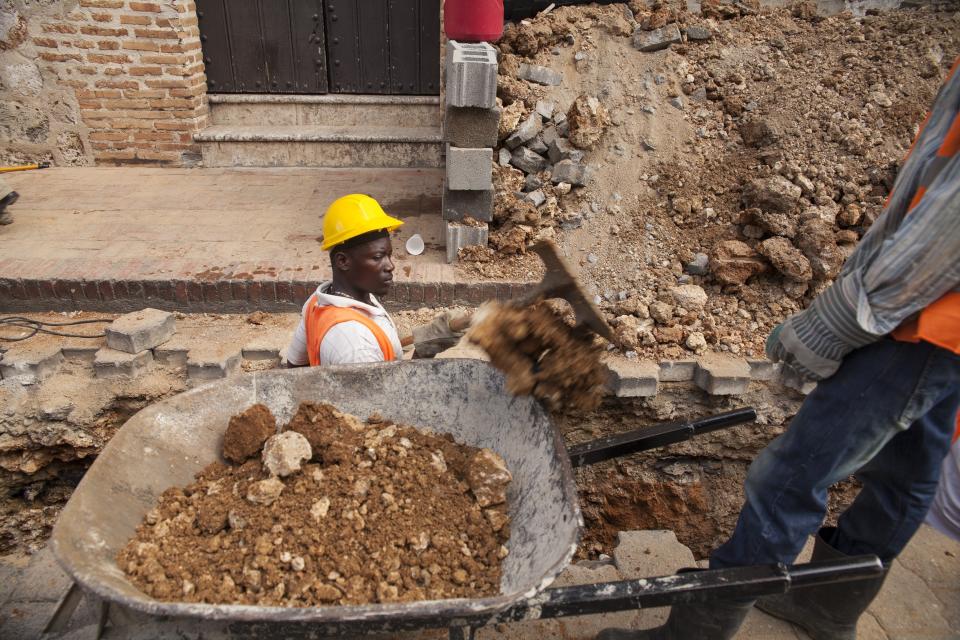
[45, 360, 883, 639]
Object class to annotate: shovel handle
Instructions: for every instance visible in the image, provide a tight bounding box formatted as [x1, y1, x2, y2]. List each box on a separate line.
[400, 313, 474, 348]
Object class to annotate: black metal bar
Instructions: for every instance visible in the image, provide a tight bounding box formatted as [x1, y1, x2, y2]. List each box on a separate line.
[568, 407, 758, 467]
[498, 556, 883, 621]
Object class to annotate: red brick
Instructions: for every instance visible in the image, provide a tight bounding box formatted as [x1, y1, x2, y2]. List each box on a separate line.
[423, 283, 439, 306]
[95, 149, 137, 160]
[168, 85, 205, 98]
[153, 120, 194, 131]
[91, 12, 114, 22]
[132, 130, 174, 141]
[39, 52, 83, 62]
[87, 53, 131, 64]
[129, 2, 162, 12]
[42, 23, 77, 34]
[156, 281, 175, 303]
[97, 40, 120, 49]
[80, 25, 128, 37]
[81, 281, 101, 301]
[120, 15, 152, 25]
[97, 280, 116, 301]
[100, 98, 149, 109]
[408, 284, 425, 305]
[173, 280, 188, 304]
[247, 281, 262, 304]
[140, 54, 186, 65]
[217, 281, 234, 304]
[94, 79, 140, 88]
[78, 99, 102, 109]
[129, 65, 163, 75]
[142, 280, 160, 302]
[103, 67, 125, 76]
[292, 282, 309, 303]
[440, 281, 455, 306]
[122, 39, 159, 52]
[230, 281, 247, 302]
[73, 40, 97, 49]
[134, 28, 178, 39]
[38, 279, 56, 300]
[32, 37, 59, 48]
[123, 89, 164, 98]
[274, 281, 291, 303]
[80, 0, 124, 7]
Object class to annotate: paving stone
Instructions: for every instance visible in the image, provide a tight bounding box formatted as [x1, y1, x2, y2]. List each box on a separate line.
[694, 356, 751, 395]
[445, 41, 498, 108]
[442, 187, 494, 222]
[0, 600, 58, 640]
[632, 24, 682, 52]
[605, 359, 659, 397]
[446, 146, 493, 191]
[7, 547, 71, 603]
[658, 359, 696, 382]
[154, 344, 189, 366]
[60, 340, 102, 363]
[446, 221, 489, 263]
[444, 105, 500, 148]
[505, 112, 542, 150]
[551, 160, 593, 186]
[510, 147, 548, 174]
[868, 560, 953, 637]
[241, 336, 284, 362]
[894, 525, 960, 631]
[738, 609, 804, 639]
[517, 62, 563, 86]
[748, 358, 779, 381]
[104, 308, 175, 354]
[0, 343, 63, 382]
[552, 563, 644, 637]
[187, 349, 241, 380]
[779, 364, 817, 395]
[613, 530, 697, 629]
[93, 347, 153, 378]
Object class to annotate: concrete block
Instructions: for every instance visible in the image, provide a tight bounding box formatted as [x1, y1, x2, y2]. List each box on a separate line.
[443, 187, 493, 222]
[510, 147, 548, 174]
[694, 356, 751, 395]
[748, 358, 779, 381]
[444, 106, 500, 148]
[446, 221, 489, 263]
[60, 341, 102, 363]
[518, 62, 563, 86]
[445, 41, 498, 108]
[154, 344, 189, 367]
[187, 350, 242, 380]
[104, 308, 175, 354]
[94, 347, 152, 379]
[505, 112, 542, 150]
[779, 364, 816, 395]
[242, 338, 284, 362]
[446, 146, 493, 191]
[0, 344, 63, 382]
[632, 24, 682, 52]
[605, 359, 659, 397]
[551, 159, 592, 186]
[659, 359, 696, 382]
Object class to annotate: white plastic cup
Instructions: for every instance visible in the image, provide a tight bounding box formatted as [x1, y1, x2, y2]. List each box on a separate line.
[405, 233, 425, 256]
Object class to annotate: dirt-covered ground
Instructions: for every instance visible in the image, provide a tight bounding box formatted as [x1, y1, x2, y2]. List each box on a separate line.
[467, 0, 960, 362]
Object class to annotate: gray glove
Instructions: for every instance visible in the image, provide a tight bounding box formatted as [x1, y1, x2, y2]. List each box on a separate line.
[412, 312, 466, 359]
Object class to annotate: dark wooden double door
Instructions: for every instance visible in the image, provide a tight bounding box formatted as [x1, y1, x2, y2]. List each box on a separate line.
[196, 0, 441, 95]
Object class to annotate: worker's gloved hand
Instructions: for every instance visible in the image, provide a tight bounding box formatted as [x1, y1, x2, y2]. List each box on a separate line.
[412, 312, 466, 359]
[765, 319, 829, 384]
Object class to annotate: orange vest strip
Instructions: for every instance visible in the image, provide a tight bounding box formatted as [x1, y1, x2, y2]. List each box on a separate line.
[304, 295, 396, 366]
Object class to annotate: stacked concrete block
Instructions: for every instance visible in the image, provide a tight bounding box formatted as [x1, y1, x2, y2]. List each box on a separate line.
[95, 308, 174, 379]
[443, 41, 499, 263]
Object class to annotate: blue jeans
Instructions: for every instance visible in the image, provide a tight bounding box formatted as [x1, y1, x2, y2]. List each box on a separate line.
[712, 338, 960, 568]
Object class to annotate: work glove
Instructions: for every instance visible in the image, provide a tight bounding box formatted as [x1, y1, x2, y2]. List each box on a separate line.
[412, 312, 466, 359]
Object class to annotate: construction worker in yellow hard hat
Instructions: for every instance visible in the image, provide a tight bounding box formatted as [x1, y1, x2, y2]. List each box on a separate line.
[286, 194, 406, 367]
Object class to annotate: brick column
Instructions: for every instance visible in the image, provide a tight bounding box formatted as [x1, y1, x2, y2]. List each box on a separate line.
[33, 0, 207, 166]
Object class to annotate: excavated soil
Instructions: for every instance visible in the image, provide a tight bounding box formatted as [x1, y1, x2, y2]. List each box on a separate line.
[118, 403, 511, 607]
[467, 302, 607, 411]
[222, 404, 276, 463]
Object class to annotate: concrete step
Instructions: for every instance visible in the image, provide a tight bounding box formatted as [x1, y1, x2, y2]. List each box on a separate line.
[195, 124, 443, 168]
[208, 94, 441, 128]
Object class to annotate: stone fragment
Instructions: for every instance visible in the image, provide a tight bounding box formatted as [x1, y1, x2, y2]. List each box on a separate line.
[497, 148, 512, 166]
[659, 359, 697, 382]
[742, 176, 802, 213]
[525, 189, 546, 207]
[711, 240, 768, 286]
[685, 25, 713, 41]
[444, 106, 500, 148]
[535, 100, 555, 120]
[517, 62, 563, 86]
[105, 308, 175, 354]
[684, 253, 709, 276]
[524, 174, 543, 192]
[0, 344, 63, 382]
[505, 112, 542, 149]
[670, 284, 708, 311]
[738, 119, 778, 147]
[746, 207, 796, 238]
[466, 449, 512, 508]
[446, 220, 489, 263]
[187, 350, 241, 380]
[566, 94, 610, 150]
[443, 187, 493, 222]
[498, 101, 525, 141]
[604, 359, 659, 397]
[685, 332, 707, 352]
[748, 359, 779, 381]
[655, 326, 683, 344]
[632, 24, 682, 52]
[310, 497, 331, 521]
[93, 348, 152, 379]
[262, 431, 312, 477]
[445, 41, 498, 108]
[550, 159, 592, 186]
[446, 146, 493, 191]
[650, 301, 674, 324]
[694, 356, 752, 395]
[759, 237, 813, 282]
[223, 404, 276, 463]
[510, 147, 548, 174]
[797, 218, 845, 280]
[246, 477, 284, 506]
[547, 137, 585, 164]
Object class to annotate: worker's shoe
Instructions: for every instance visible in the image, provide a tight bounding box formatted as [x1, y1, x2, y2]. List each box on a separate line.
[596, 596, 753, 639]
[0, 190, 18, 225]
[756, 527, 889, 640]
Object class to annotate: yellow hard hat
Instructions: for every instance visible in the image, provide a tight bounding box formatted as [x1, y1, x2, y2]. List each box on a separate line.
[321, 194, 403, 251]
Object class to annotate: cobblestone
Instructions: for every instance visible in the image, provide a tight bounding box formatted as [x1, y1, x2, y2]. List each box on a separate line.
[604, 359, 659, 397]
[694, 356, 752, 395]
[104, 308, 174, 354]
[93, 347, 152, 378]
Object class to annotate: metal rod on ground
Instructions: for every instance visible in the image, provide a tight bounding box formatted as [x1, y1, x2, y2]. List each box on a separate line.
[567, 407, 758, 467]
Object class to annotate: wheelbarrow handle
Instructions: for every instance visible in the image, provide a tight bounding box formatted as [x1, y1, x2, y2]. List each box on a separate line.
[567, 407, 758, 467]
[499, 555, 884, 622]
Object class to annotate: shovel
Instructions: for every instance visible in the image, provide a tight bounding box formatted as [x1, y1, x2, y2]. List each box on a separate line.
[400, 240, 613, 348]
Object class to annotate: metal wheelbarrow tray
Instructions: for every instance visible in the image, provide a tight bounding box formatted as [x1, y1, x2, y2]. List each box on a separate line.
[48, 360, 883, 639]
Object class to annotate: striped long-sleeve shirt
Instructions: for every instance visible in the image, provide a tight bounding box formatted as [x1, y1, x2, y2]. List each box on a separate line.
[770, 58, 960, 381]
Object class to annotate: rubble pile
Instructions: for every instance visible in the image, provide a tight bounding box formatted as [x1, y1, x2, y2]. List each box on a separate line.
[118, 402, 512, 606]
[464, 0, 959, 360]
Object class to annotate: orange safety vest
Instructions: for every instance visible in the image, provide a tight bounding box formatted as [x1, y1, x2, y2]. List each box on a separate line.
[303, 295, 396, 366]
[891, 58, 960, 354]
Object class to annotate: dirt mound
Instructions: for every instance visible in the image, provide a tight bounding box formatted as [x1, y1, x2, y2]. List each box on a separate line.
[118, 403, 511, 607]
[467, 302, 607, 411]
[222, 404, 276, 463]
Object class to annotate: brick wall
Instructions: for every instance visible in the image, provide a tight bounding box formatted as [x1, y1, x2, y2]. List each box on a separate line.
[29, 0, 207, 166]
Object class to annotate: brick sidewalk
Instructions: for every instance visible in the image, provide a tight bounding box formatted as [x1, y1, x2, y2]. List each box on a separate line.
[0, 168, 532, 312]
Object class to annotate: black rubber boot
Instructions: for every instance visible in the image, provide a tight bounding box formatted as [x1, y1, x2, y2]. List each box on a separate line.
[0, 190, 18, 225]
[596, 598, 754, 640]
[756, 527, 889, 640]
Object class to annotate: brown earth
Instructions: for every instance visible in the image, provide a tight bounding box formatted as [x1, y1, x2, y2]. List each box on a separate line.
[118, 403, 511, 607]
[222, 404, 276, 463]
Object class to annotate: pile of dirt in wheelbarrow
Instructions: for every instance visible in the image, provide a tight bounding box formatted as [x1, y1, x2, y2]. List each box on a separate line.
[117, 402, 512, 607]
[468, 302, 607, 411]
